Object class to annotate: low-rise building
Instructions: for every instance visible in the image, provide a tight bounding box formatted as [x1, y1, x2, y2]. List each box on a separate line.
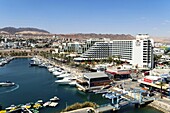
[76, 72, 112, 92]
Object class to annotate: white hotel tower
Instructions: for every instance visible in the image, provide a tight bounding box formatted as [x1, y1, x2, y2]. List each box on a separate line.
[75, 34, 154, 68]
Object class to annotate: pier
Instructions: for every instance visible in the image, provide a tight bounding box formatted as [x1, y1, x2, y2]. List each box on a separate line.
[96, 104, 116, 113]
[96, 87, 155, 112]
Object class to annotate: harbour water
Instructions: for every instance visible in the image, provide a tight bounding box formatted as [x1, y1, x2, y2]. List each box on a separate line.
[0, 58, 163, 113]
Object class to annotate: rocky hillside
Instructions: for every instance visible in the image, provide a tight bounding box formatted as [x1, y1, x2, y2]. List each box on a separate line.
[0, 27, 50, 34]
[57, 33, 135, 40]
[151, 37, 170, 44]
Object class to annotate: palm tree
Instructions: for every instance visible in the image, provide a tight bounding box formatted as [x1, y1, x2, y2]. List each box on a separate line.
[107, 56, 113, 63]
[158, 79, 165, 99]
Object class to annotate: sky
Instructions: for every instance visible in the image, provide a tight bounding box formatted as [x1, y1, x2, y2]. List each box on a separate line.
[0, 0, 170, 37]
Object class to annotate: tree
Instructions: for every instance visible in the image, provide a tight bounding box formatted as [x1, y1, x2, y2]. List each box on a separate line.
[154, 54, 162, 62]
[158, 80, 166, 99]
[107, 56, 113, 63]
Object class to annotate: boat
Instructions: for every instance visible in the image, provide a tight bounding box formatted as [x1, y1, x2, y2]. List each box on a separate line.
[48, 67, 60, 73]
[49, 102, 58, 107]
[5, 105, 16, 112]
[43, 101, 51, 107]
[69, 81, 77, 86]
[53, 71, 66, 76]
[33, 103, 42, 110]
[57, 73, 71, 79]
[30, 61, 40, 66]
[46, 65, 53, 69]
[38, 62, 49, 68]
[37, 100, 43, 105]
[22, 103, 32, 109]
[0, 81, 15, 87]
[50, 96, 59, 102]
[30, 58, 42, 66]
[55, 76, 77, 85]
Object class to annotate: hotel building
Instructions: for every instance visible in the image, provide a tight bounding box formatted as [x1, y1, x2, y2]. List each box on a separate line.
[74, 34, 154, 68]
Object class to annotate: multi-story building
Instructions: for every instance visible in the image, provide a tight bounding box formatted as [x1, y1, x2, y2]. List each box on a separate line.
[74, 34, 154, 68]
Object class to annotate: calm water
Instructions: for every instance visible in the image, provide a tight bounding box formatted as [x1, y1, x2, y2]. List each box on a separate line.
[0, 58, 163, 113]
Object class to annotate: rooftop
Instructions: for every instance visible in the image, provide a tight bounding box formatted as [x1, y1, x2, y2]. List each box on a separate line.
[83, 72, 108, 79]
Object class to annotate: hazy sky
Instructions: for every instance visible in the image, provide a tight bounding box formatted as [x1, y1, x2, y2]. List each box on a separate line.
[0, 0, 170, 37]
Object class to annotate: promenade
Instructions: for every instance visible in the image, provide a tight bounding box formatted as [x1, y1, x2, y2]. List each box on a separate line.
[36, 55, 83, 77]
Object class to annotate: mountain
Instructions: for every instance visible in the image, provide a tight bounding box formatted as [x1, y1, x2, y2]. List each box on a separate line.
[151, 37, 170, 44]
[57, 33, 135, 40]
[0, 27, 50, 34]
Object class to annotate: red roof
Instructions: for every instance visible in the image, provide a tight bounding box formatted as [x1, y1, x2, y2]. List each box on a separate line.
[106, 70, 131, 75]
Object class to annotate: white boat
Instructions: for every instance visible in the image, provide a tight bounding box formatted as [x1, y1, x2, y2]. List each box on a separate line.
[55, 76, 77, 84]
[48, 67, 60, 72]
[49, 102, 58, 107]
[47, 65, 54, 69]
[69, 81, 77, 86]
[30, 60, 42, 66]
[50, 96, 60, 102]
[0, 81, 15, 86]
[31, 57, 38, 61]
[43, 101, 51, 107]
[53, 71, 66, 76]
[57, 73, 71, 79]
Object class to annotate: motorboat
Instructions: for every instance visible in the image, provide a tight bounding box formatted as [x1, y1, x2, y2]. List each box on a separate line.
[30, 57, 42, 66]
[43, 101, 51, 107]
[50, 96, 59, 102]
[30, 60, 41, 66]
[69, 81, 77, 86]
[55, 76, 77, 85]
[31, 57, 38, 61]
[49, 102, 58, 107]
[53, 71, 66, 76]
[0, 81, 15, 87]
[57, 73, 71, 79]
[48, 67, 60, 73]
[39, 62, 48, 68]
[47, 65, 54, 69]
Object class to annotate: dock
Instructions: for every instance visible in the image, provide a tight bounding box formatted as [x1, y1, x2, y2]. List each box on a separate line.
[96, 104, 116, 112]
[95, 87, 155, 112]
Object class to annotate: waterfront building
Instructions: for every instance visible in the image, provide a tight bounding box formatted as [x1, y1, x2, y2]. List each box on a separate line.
[74, 34, 154, 68]
[105, 67, 133, 80]
[76, 72, 112, 92]
[138, 75, 170, 96]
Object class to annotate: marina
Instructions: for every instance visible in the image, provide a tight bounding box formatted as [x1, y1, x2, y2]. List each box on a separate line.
[0, 58, 163, 113]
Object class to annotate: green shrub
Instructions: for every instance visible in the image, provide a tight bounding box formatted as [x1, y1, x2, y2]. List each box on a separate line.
[62, 101, 98, 112]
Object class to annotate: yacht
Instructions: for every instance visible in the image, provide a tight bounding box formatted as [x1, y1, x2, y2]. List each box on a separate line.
[0, 81, 15, 87]
[50, 96, 60, 102]
[57, 73, 71, 79]
[55, 76, 77, 85]
[48, 67, 60, 73]
[69, 81, 77, 86]
[31, 57, 38, 61]
[47, 65, 54, 69]
[30, 60, 41, 66]
[53, 70, 66, 76]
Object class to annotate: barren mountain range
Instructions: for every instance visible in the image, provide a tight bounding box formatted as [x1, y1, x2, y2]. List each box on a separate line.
[0, 27, 49, 35]
[0, 27, 169, 43]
